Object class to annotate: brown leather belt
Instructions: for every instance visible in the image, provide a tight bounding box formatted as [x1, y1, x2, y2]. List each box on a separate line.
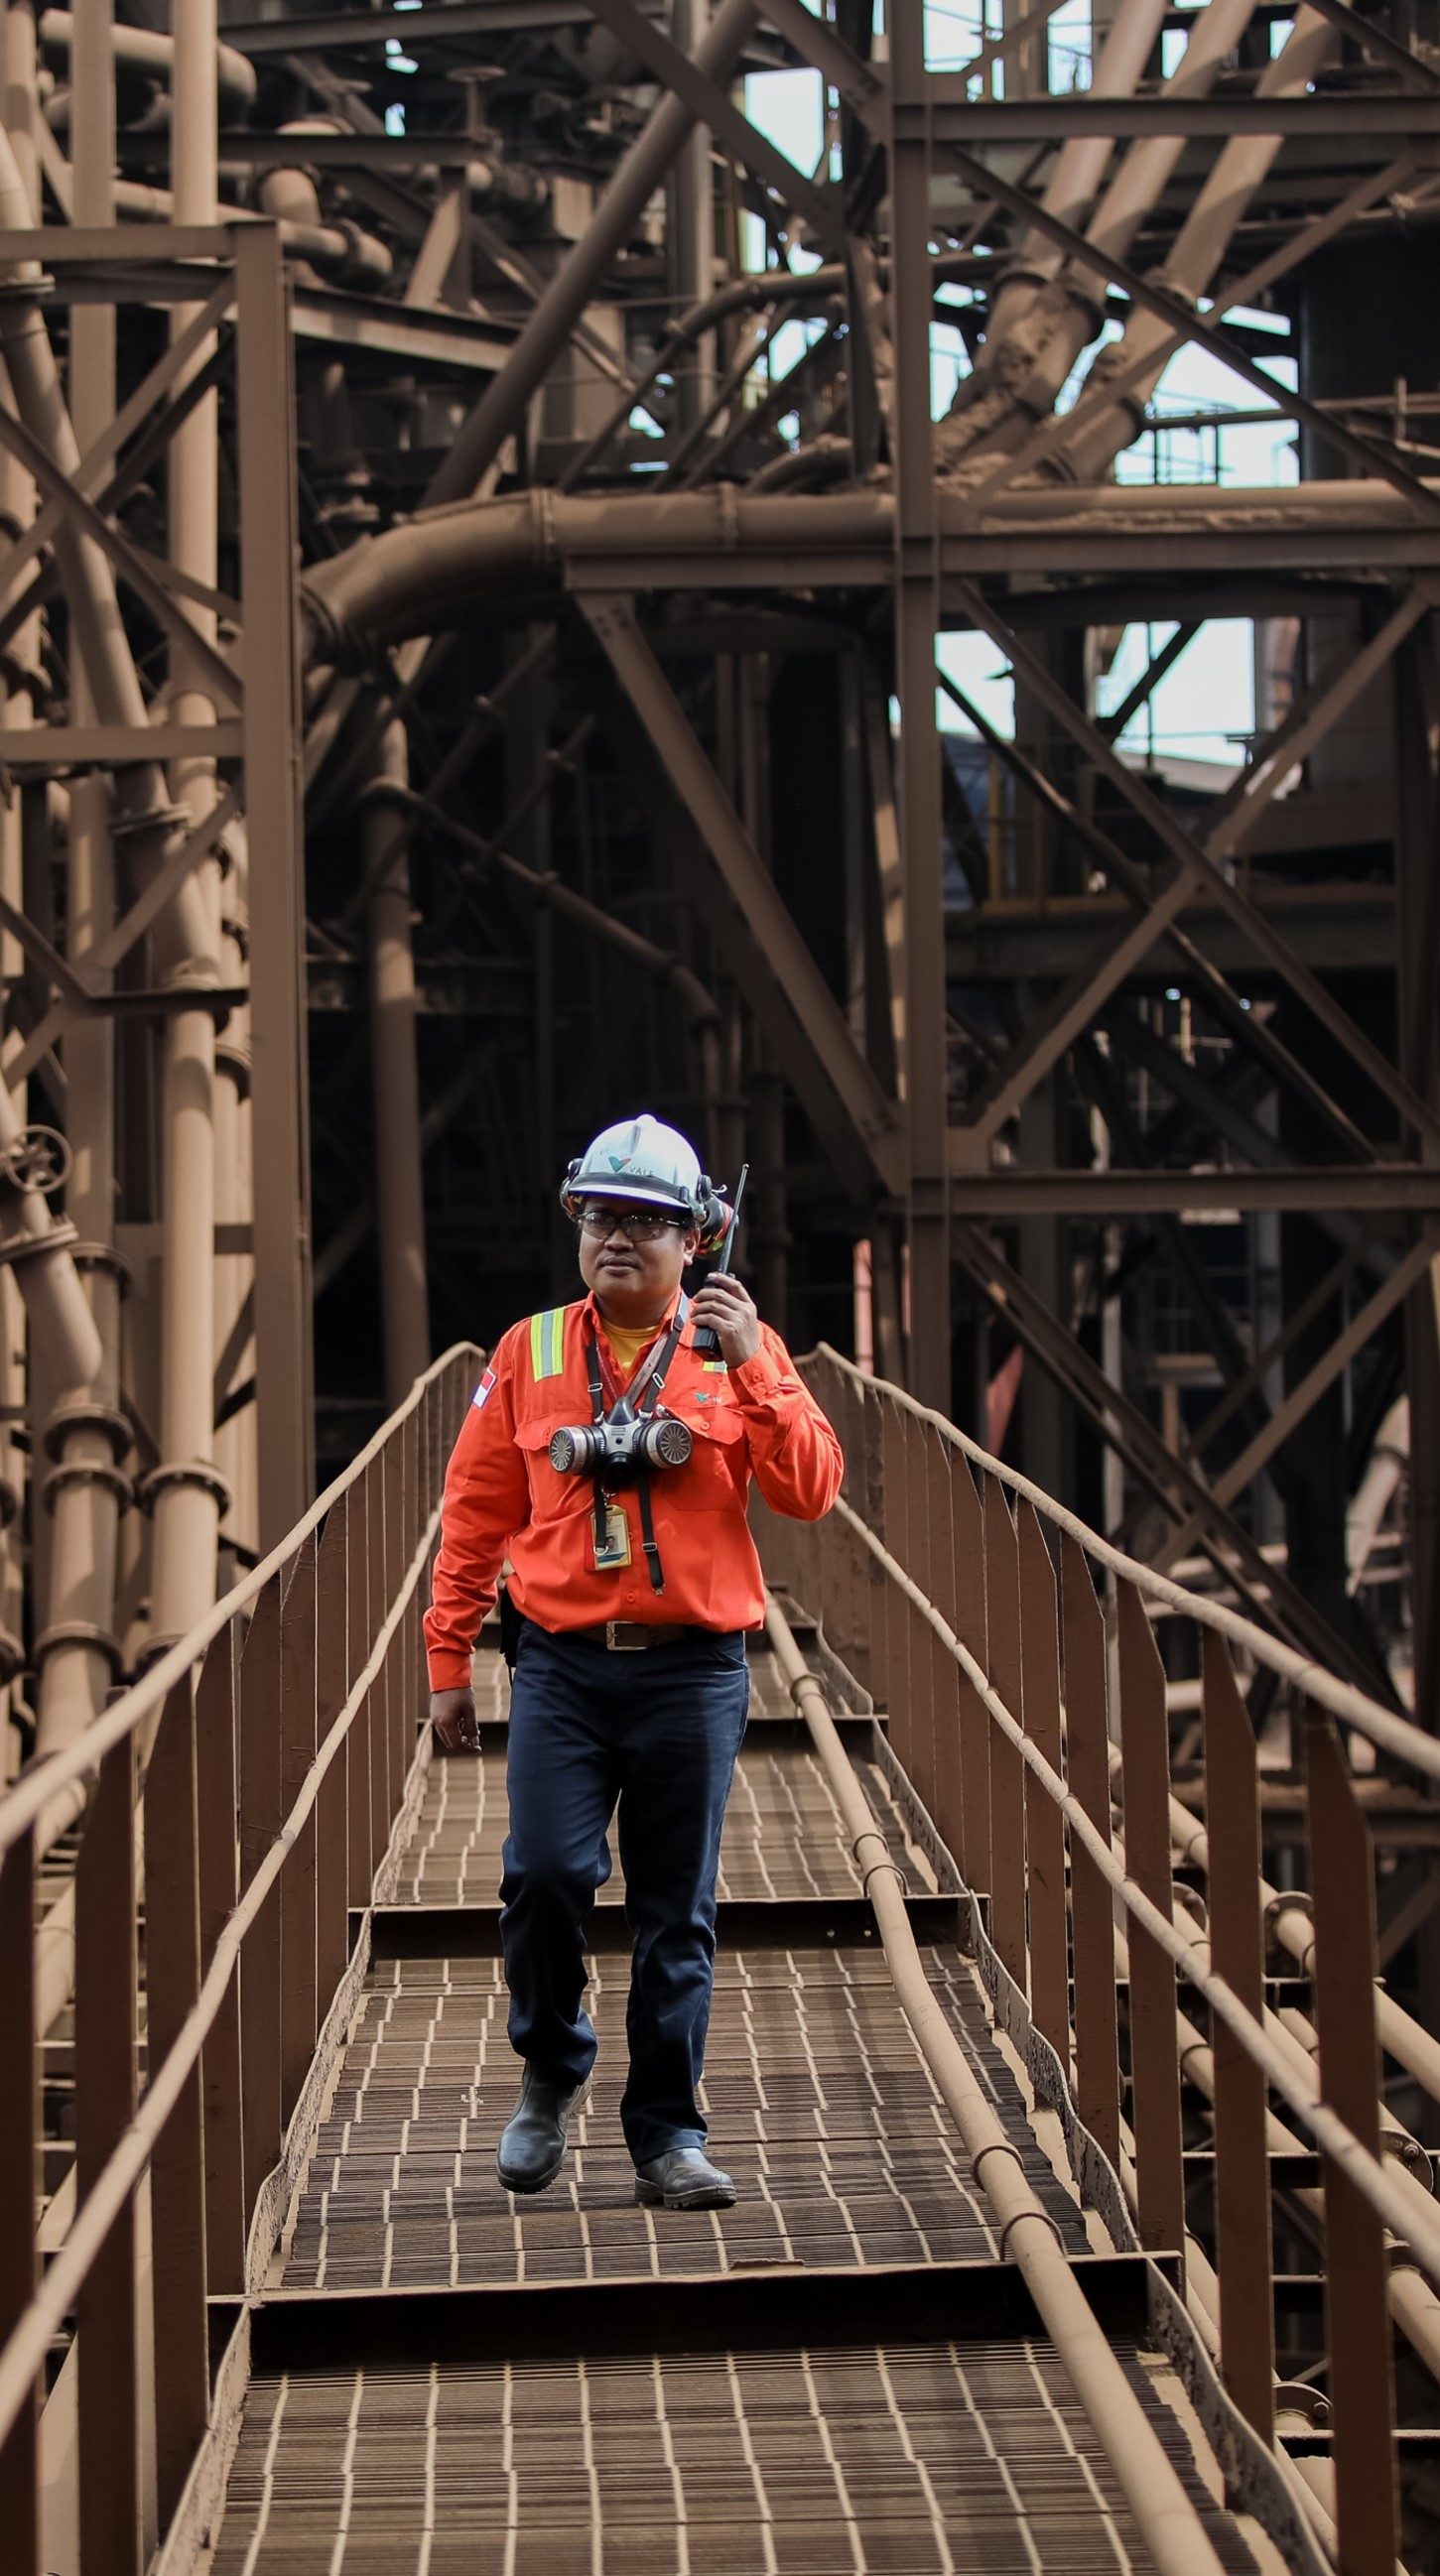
[570, 1620, 699, 1652]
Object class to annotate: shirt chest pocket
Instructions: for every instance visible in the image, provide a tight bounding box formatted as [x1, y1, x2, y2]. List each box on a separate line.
[663, 1400, 749, 1511]
[514, 1410, 595, 1521]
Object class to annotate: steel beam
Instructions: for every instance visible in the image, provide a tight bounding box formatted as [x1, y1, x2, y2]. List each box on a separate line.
[919, 89, 1440, 138]
[945, 1165, 1440, 1215]
[951, 577, 1440, 1156]
[579, 592, 902, 1202]
[585, 0, 845, 247]
[234, 227, 313, 1546]
[954, 1220, 1392, 1694]
[943, 146, 1439, 523]
[1152, 1237, 1436, 1572]
[423, 0, 761, 505]
[890, 13, 951, 1408]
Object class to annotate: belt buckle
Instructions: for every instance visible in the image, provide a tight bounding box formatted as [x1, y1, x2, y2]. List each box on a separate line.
[605, 1620, 645, 1652]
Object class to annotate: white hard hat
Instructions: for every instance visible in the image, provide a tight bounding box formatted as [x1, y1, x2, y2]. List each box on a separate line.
[560, 1114, 708, 1221]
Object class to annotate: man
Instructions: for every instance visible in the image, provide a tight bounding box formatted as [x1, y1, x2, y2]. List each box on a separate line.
[425, 1113, 843, 2211]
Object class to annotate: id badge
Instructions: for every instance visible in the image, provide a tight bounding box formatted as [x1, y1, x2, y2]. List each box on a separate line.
[592, 1496, 632, 1571]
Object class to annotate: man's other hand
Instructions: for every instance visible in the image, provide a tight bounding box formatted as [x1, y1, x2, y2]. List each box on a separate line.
[689, 1272, 762, 1366]
[431, 1685, 479, 1752]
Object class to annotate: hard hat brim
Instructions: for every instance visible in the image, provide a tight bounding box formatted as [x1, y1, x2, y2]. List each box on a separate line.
[562, 1178, 699, 1216]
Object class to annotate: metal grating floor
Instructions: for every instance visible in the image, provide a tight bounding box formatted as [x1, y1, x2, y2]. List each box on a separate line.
[396, 1734, 928, 1908]
[208, 2338, 1253, 2576]
[275, 1947, 1088, 2292]
[206, 1639, 1256, 2576]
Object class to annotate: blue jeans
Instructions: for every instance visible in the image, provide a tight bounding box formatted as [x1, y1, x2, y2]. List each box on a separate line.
[500, 1619, 750, 2163]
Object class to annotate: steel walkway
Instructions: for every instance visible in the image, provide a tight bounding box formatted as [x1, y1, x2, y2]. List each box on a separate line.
[202, 1628, 1252, 2576]
[7, 1344, 1436, 2576]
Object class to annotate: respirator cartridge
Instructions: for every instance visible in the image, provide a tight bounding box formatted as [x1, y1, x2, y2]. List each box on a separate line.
[549, 1416, 693, 1478]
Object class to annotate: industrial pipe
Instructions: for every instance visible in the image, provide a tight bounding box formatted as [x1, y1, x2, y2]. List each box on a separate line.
[305, 477, 1440, 661]
[764, 1594, 1231, 2576]
[944, 0, 1171, 437]
[37, 7, 256, 121]
[364, 722, 431, 1405]
[145, 0, 225, 1655]
[1058, 9, 1339, 483]
[100, 169, 394, 293]
[983, 0, 1262, 445]
[1166, 1783, 1440, 2117]
[257, 125, 396, 291]
[1157, 1969, 1440, 2388]
[425, 0, 762, 504]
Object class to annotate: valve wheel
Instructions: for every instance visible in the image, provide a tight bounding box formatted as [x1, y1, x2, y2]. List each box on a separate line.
[2, 1123, 72, 1196]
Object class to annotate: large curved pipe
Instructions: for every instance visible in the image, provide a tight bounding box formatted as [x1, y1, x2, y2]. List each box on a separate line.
[38, 8, 257, 122]
[305, 477, 1440, 661]
[106, 171, 393, 293]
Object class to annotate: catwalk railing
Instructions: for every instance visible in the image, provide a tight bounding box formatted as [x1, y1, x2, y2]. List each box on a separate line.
[0, 1344, 480, 2576]
[759, 1346, 1440, 2576]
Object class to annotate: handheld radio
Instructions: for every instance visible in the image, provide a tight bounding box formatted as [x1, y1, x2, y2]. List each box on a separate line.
[692, 1162, 748, 1357]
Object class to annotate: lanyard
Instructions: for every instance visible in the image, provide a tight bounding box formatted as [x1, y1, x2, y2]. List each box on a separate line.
[584, 1293, 690, 1427]
[581, 1295, 690, 1595]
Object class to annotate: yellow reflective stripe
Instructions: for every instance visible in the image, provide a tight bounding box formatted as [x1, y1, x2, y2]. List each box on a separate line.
[529, 1307, 566, 1380]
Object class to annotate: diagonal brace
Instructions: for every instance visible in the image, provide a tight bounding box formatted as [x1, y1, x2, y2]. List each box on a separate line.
[951, 577, 1440, 1154]
[579, 591, 903, 1199]
[589, 0, 846, 247]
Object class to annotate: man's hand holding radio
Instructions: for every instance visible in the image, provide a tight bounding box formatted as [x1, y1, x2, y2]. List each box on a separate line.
[689, 1272, 762, 1366]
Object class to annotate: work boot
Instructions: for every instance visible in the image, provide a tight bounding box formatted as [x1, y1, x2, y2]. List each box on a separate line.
[634, 2147, 736, 2211]
[496, 2066, 582, 2194]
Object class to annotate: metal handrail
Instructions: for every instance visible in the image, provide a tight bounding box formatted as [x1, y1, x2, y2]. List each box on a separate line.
[834, 1492, 1440, 2286]
[766, 1594, 1238, 2576]
[808, 1341, 1440, 1785]
[759, 1345, 1416, 2576]
[0, 1343, 481, 2570]
[0, 1342, 482, 1860]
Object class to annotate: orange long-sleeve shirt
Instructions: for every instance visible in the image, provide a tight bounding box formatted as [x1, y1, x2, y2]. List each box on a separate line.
[424, 1290, 844, 1689]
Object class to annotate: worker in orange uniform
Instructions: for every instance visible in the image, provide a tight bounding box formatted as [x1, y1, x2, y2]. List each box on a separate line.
[425, 1115, 843, 2210]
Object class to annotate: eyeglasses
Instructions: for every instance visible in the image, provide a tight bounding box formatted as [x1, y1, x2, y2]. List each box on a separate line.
[576, 1204, 684, 1243]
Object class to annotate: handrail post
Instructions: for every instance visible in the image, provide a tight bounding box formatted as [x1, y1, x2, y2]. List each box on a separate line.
[983, 1476, 1026, 1995]
[239, 1578, 284, 2235]
[1308, 1709, 1399, 2576]
[1017, 1501, 1067, 2068]
[197, 1624, 244, 2295]
[316, 1501, 352, 2006]
[951, 1447, 989, 1895]
[145, 1676, 209, 2524]
[0, 1824, 37, 2574]
[925, 1419, 964, 1873]
[279, 1536, 321, 2125]
[1060, 1536, 1121, 2169]
[75, 1734, 142, 2575]
[1201, 1630, 1275, 2450]
[1115, 1578, 1185, 2271]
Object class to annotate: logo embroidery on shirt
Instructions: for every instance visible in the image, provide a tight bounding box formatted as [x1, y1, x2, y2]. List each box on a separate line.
[471, 1368, 497, 1410]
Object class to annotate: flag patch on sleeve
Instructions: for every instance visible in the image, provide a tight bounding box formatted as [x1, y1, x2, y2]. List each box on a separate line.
[471, 1368, 497, 1411]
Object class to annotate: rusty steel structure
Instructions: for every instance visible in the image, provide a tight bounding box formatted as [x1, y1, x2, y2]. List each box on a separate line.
[0, 0, 1439, 2568]
[0, 0, 1430, 1749]
[4, 1351, 1440, 2572]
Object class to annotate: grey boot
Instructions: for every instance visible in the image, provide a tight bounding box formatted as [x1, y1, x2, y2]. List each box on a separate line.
[634, 2147, 735, 2210]
[496, 2066, 582, 2194]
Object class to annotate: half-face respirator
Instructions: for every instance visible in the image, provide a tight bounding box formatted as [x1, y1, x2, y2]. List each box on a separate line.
[549, 1415, 693, 1477]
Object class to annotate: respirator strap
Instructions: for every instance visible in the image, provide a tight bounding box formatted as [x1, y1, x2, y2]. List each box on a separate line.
[581, 1294, 691, 1593]
[637, 1475, 664, 1593]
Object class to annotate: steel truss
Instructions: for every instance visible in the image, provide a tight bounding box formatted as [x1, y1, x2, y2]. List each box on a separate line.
[0, 4, 1435, 1858]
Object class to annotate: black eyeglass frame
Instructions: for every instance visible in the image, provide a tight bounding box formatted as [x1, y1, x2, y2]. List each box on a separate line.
[574, 1203, 689, 1242]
